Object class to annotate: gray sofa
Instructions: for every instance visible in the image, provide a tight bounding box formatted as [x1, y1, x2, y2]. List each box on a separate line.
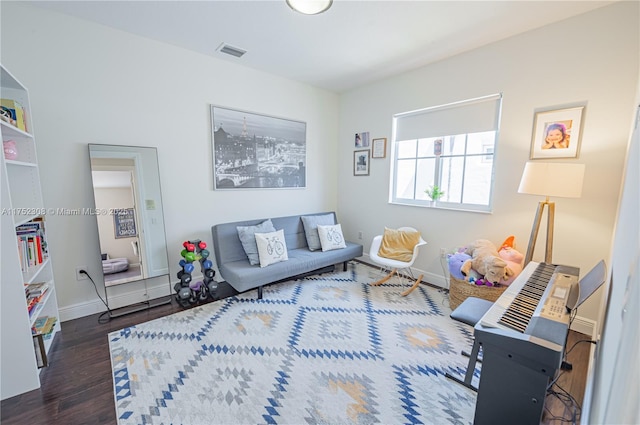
[211, 212, 363, 298]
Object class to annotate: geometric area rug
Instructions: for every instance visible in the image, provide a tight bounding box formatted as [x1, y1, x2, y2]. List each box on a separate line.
[109, 262, 477, 424]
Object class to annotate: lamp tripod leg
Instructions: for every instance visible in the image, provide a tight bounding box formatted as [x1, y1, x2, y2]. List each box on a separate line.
[545, 202, 555, 264]
[525, 201, 546, 265]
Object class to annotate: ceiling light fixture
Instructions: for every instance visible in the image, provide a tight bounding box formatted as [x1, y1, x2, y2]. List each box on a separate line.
[286, 0, 332, 15]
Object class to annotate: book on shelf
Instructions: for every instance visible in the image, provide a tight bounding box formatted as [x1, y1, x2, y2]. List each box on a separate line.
[31, 316, 57, 337]
[24, 281, 49, 299]
[32, 335, 46, 368]
[15, 219, 48, 272]
[26, 288, 49, 317]
[0, 98, 27, 132]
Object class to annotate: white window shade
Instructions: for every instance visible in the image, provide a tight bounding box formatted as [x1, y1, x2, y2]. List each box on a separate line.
[395, 94, 502, 141]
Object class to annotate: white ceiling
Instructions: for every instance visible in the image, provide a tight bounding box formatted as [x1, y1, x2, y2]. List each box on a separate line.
[28, 0, 614, 93]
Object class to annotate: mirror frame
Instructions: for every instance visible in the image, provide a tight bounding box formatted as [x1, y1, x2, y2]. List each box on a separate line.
[88, 144, 171, 316]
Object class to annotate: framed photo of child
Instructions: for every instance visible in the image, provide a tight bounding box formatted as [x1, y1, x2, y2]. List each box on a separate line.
[530, 106, 585, 159]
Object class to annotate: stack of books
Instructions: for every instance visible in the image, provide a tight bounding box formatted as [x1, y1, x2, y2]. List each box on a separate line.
[16, 219, 48, 273]
[31, 316, 57, 339]
[25, 281, 49, 299]
[25, 281, 50, 318]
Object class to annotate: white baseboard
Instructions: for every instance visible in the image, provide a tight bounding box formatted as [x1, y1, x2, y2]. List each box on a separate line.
[59, 299, 108, 322]
[570, 315, 597, 337]
[59, 283, 172, 322]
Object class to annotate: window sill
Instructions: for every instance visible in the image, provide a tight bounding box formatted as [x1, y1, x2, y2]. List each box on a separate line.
[389, 200, 492, 214]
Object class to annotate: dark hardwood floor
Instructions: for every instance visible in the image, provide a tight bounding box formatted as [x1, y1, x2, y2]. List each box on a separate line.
[1, 286, 592, 425]
[541, 329, 594, 424]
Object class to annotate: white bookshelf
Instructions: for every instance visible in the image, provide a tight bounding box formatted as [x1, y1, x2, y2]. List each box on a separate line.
[1, 64, 61, 400]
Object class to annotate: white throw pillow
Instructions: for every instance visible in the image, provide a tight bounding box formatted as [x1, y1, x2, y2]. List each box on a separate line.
[255, 229, 289, 268]
[317, 224, 347, 252]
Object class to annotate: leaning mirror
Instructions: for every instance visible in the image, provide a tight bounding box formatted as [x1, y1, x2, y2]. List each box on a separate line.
[88, 144, 171, 316]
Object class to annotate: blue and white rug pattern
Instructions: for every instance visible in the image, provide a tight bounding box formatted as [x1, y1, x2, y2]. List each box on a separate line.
[109, 262, 477, 424]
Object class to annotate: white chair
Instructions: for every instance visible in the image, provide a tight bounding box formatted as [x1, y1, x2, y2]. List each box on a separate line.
[369, 227, 427, 296]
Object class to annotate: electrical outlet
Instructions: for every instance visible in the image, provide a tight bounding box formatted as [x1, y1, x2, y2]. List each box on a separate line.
[76, 266, 88, 281]
[358, 231, 363, 240]
[440, 248, 447, 258]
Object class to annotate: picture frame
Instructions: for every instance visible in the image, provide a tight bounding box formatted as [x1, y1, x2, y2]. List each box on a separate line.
[211, 105, 306, 189]
[113, 208, 137, 239]
[372, 138, 387, 158]
[354, 150, 370, 176]
[530, 106, 585, 159]
[355, 131, 370, 148]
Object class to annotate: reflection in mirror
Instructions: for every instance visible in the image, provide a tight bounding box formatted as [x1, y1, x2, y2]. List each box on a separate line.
[88, 144, 171, 315]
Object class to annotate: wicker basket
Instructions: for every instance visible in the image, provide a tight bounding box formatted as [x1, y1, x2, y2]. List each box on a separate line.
[449, 276, 507, 310]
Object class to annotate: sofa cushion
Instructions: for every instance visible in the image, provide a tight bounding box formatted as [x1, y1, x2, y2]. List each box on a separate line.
[218, 242, 363, 293]
[237, 219, 276, 265]
[317, 223, 347, 252]
[301, 213, 335, 250]
[255, 229, 289, 268]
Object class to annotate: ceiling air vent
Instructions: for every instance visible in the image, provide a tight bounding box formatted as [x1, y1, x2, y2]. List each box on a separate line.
[216, 43, 247, 58]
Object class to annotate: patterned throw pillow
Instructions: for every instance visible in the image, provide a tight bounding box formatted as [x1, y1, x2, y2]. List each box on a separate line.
[255, 229, 289, 268]
[317, 223, 347, 252]
[301, 214, 336, 251]
[237, 219, 276, 265]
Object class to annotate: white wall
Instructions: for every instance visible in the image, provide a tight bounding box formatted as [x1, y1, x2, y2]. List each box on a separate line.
[337, 2, 639, 329]
[1, 3, 340, 320]
[586, 93, 639, 425]
[95, 187, 136, 263]
[2, 2, 638, 329]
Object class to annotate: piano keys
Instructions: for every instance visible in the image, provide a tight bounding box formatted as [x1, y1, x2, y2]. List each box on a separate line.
[472, 261, 579, 425]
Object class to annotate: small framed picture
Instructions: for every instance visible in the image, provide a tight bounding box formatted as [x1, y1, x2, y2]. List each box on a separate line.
[372, 138, 387, 158]
[354, 150, 370, 176]
[530, 106, 585, 159]
[355, 131, 370, 148]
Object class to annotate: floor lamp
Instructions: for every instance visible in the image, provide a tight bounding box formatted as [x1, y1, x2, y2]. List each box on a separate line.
[518, 162, 585, 265]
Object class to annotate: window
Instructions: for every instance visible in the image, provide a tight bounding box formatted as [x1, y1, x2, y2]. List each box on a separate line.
[390, 94, 502, 212]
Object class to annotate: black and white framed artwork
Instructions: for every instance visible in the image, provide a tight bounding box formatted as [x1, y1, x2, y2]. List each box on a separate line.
[211, 106, 306, 189]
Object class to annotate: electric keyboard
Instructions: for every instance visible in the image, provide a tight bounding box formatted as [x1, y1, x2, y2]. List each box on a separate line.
[472, 261, 580, 425]
[479, 261, 579, 345]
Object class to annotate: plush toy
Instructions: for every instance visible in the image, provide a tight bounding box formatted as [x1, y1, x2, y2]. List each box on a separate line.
[461, 239, 514, 285]
[3, 140, 17, 160]
[447, 252, 480, 281]
[497, 246, 524, 286]
[474, 278, 494, 287]
[500, 235, 515, 250]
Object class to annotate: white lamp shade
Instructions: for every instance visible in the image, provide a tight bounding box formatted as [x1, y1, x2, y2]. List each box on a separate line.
[518, 162, 585, 198]
[286, 0, 333, 14]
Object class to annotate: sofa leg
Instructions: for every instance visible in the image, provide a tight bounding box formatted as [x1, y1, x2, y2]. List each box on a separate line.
[257, 286, 263, 299]
[343, 261, 348, 272]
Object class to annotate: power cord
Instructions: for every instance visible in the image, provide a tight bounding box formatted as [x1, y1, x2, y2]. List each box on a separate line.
[79, 269, 112, 324]
[439, 249, 452, 308]
[545, 338, 597, 424]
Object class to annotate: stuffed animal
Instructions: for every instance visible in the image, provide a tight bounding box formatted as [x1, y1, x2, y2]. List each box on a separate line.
[500, 235, 515, 250]
[461, 239, 514, 285]
[447, 252, 480, 281]
[498, 246, 524, 286]
[3, 140, 17, 160]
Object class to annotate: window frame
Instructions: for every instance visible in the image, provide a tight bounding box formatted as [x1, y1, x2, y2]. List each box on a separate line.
[389, 94, 502, 212]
